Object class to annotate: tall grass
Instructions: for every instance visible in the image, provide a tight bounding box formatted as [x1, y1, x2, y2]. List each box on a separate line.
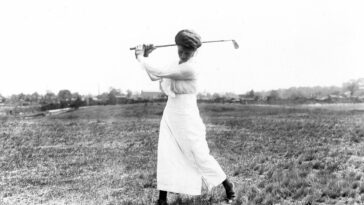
[1, 103, 364, 204]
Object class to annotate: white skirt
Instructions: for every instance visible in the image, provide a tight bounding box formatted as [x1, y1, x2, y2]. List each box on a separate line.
[157, 94, 226, 195]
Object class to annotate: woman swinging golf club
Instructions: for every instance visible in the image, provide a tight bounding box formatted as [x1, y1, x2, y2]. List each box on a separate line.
[134, 29, 236, 204]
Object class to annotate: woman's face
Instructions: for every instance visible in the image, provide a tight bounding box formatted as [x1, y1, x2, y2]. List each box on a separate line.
[178, 46, 195, 64]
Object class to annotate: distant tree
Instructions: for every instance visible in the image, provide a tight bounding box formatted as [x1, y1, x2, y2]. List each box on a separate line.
[126, 89, 133, 98]
[84, 94, 94, 106]
[18, 93, 26, 101]
[58, 90, 72, 102]
[311, 86, 323, 98]
[23, 94, 30, 102]
[72, 92, 81, 100]
[8, 93, 23, 104]
[70, 92, 83, 109]
[133, 91, 141, 98]
[108, 88, 122, 105]
[57, 90, 72, 108]
[246, 90, 255, 98]
[109, 87, 121, 95]
[31, 92, 40, 103]
[206, 92, 212, 100]
[43, 91, 57, 103]
[212, 93, 220, 99]
[290, 88, 305, 100]
[267, 90, 280, 102]
[197, 93, 205, 99]
[97, 92, 109, 105]
[70, 96, 83, 109]
[9, 95, 17, 104]
[254, 92, 264, 101]
[0, 94, 5, 103]
[343, 79, 360, 97]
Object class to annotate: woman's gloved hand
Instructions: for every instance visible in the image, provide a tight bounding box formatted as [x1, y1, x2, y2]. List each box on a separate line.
[135, 44, 156, 59]
[143, 44, 155, 57]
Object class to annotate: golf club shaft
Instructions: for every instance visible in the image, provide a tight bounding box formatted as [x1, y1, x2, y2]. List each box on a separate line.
[129, 40, 235, 50]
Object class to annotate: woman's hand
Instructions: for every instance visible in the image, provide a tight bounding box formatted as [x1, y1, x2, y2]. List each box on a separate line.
[143, 44, 155, 57]
[135, 44, 156, 60]
[135, 45, 144, 60]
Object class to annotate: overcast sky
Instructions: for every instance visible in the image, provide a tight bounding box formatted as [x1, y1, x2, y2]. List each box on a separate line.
[1, 0, 363, 96]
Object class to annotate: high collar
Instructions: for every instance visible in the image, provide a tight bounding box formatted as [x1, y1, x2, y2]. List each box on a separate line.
[179, 57, 196, 65]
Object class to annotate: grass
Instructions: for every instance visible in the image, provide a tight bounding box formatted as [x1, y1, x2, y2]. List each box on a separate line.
[1, 103, 364, 204]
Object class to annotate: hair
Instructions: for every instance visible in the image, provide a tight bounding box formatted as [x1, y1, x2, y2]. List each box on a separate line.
[175, 29, 202, 51]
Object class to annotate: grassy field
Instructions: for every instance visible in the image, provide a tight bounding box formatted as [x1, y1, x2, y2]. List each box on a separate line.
[1, 103, 364, 205]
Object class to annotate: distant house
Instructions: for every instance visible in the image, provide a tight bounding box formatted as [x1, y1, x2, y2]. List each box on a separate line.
[84, 97, 100, 105]
[225, 93, 239, 99]
[140, 91, 164, 99]
[238, 94, 256, 104]
[115, 95, 128, 104]
[197, 95, 210, 101]
[315, 96, 329, 101]
[224, 93, 240, 103]
[224, 96, 240, 103]
[343, 91, 352, 98]
[328, 94, 344, 99]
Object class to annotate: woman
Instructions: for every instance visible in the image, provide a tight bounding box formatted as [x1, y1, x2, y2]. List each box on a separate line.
[135, 29, 236, 204]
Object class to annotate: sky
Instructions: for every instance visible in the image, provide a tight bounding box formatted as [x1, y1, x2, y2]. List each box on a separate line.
[1, 0, 364, 96]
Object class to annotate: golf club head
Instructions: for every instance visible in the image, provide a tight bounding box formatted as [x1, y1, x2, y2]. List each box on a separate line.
[232, 40, 239, 49]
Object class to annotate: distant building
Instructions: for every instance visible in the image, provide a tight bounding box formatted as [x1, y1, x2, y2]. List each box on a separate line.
[140, 91, 164, 99]
[197, 96, 212, 101]
[238, 94, 256, 103]
[115, 95, 128, 104]
[328, 94, 344, 99]
[343, 91, 352, 98]
[223, 93, 240, 103]
[315, 96, 329, 101]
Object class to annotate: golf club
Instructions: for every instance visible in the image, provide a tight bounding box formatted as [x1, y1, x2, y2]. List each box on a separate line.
[129, 39, 239, 50]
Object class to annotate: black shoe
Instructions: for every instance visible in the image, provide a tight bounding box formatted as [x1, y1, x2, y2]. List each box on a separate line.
[225, 196, 235, 204]
[223, 179, 236, 203]
[156, 199, 168, 205]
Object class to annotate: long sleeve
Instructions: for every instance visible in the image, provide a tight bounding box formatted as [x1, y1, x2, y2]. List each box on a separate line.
[146, 71, 161, 81]
[138, 57, 196, 80]
[160, 78, 176, 97]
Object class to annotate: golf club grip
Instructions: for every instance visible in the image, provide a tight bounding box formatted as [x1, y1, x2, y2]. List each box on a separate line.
[129, 44, 176, 50]
[129, 40, 234, 50]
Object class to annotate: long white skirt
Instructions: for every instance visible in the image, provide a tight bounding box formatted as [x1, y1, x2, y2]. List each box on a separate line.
[157, 94, 226, 195]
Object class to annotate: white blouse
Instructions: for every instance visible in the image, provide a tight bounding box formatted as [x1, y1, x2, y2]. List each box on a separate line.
[138, 57, 199, 97]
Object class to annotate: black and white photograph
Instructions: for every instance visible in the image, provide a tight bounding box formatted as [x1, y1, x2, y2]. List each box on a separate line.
[1, 0, 364, 204]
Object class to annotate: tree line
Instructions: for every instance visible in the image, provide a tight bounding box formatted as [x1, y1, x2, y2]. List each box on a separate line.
[1, 78, 363, 110]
